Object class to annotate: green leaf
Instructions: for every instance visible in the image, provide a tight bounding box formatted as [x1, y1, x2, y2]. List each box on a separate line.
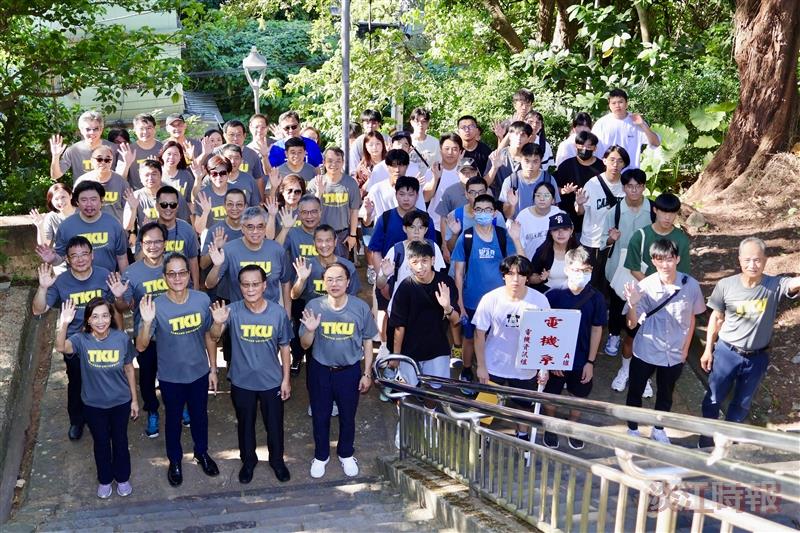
[690, 107, 725, 131]
[694, 135, 719, 149]
[705, 101, 737, 113]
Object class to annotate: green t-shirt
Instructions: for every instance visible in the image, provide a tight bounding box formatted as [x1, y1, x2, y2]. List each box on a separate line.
[624, 225, 691, 276]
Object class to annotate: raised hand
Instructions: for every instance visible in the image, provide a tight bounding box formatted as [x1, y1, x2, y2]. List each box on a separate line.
[37, 263, 57, 288]
[139, 294, 156, 323]
[506, 187, 518, 207]
[182, 139, 196, 161]
[362, 196, 374, 216]
[199, 135, 213, 157]
[60, 300, 77, 326]
[314, 172, 325, 195]
[415, 170, 426, 187]
[268, 124, 281, 139]
[196, 191, 212, 214]
[539, 269, 549, 281]
[608, 227, 621, 242]
[445, 213, 461, 236]
[575, 188, 589, 206]
[123, 188, 138, 209]
[561, 182, 579, 195]
[623, 280, 642, 307]
[380, 256, 394, 278]
[631, 113, 645, 126]
[278, 206, 297, 229]
[507, 219, 521, 241]
[491, 120, 506, 141]
[106, 272, 129, 298]
[488, 149, 501, 169]
[268, 167, 281, 195]
[430, 161, 442, 181]
[212, 225, 228, 250]
[300, 308, 321, 331]
[434, 281, 451, 310]
[210, 300, 230, 324]
[29, 208, 45, 229]
[118, 142, 136, 168]
[293, 256, 312, 280]
[208, 241, 225, 266]
[252, 138, 270, 158]
[49, 135, 65, 158]
[263, 196, 279, 217]
[35, 244, 59, 265]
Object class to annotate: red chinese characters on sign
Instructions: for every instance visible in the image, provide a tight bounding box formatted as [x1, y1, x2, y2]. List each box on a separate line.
[516, 310, 579, 371]
[519, 327, 533, 366]
[539, 355, 554, 366]
[562, 353, 571, 366]
[540, 335, 559, 348]
[544, 316, 563, 329]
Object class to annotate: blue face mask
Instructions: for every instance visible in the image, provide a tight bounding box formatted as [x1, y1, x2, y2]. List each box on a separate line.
[474, 212, 494, 226]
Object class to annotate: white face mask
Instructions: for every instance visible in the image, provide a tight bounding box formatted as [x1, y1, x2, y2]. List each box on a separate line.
[567, 271, 591, 289]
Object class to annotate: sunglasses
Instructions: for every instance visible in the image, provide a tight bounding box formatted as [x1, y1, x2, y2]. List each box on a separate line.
[159, 202, 178, 209]
[94, 157, 112, 163]
[284, 188, 303, 195]
[210, 170, 228, 178]
[283, 124, 300, 131]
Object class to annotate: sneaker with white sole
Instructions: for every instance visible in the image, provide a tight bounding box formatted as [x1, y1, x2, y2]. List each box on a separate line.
[568, 437, 585, 450]
[339, 455, 359, 477]
[605, 335, 620, 356]
[307, 405, 312, 417]
[309, 458, 329, 478]
[650, 428, 670, 444]
[145, 411, 159, 439]
[611, 368, 628, 392]
[543, 431, 559, 449]
[642, 379, 654, 399]
[116, 481, 132, 497]
[331, 403, 339, 417]
[97, 483, 113, 499]
[366, 265, 377, 285]
[627, 429, 641, 437]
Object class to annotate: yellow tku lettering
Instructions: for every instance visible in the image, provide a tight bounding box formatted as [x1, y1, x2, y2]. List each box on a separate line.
[240, 261, 271, 274]
[88, 349, 120, 363]
[69, 289, 103, 305]
[104, 191, 119, 203]
[80, 232, 109, 245]
[299, 244, 318, 256]
[142, 279, 168, 293]
[169, 313, 202, 331]
[165, 240, 185, 252]
[240, 324, 273, 338]
[211, 206, 227, 218]
[321, 322, 354, 335]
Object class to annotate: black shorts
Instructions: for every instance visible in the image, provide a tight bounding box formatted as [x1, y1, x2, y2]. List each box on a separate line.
[543, 367, 593, 398]
[488, 374, 537, 409]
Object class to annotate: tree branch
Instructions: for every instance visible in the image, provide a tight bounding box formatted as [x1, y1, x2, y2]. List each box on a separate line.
[481, 0, 525, 53]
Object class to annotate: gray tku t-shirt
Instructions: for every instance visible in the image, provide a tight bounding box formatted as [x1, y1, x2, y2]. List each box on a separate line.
[46, 266, 114, 337]
[218, 238, 291, 303]
[300, 296, 378, 367]
[68, 329, 135, 409]
[54, 213, 127, 273]
[226, 300, 293, 391]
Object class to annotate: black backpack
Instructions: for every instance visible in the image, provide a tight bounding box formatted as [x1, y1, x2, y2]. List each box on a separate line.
[463, 225, 509, 277]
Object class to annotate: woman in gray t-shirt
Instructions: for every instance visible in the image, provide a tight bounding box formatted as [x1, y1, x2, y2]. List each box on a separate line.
[55, 297, 138, 500]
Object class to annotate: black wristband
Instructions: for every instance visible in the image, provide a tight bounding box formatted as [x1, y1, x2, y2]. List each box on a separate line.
[586, 360, 595, 365]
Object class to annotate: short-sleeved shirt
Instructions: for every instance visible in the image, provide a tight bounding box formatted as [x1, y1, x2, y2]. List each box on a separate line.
[708, 274, 797, 351]
[58, 140, 119, 179]
[125, 188, 191, 231]
[368, 208, 437, 257]
[555, 157, 605, 230]
[307, 175, 361, 231]
[295, 256, 360, 302]
[592, 113, 657, 169]
[499, 171, 561, 218]
[124, 140, 163, 190]
[385, 240, 446, 313]
[423, 167, 460, 231]
[578, 175, 624, 248]
[444, 207, 506, 243]
[239, 146, 266, 181]
[515, 206, 563, 259]
[410, 135, 440, 172]
[217, 238, 291, 303]
[555, 134, 607, 168]
[226, 300, 293, 391]
[193, 186, 228, 230]
[200, 221, 243, 300]
[74, 173, 128, 225]
[277, 162, 318, 182]
[43, 212, 66, 244]
[362, 180, 426, 220]
[134, 219, 199, 259]
[450, 229, 507, 310]
[300, 296, 378, 366]
[624, 226, 691, 276]
[162, 169, 195, 207]
[349, 133, 391, 170]
[227, 172, 261, 207]
[365, 161, 421, 191]
[283, 226, 317, 265]
[463, 141, 492, 177]
[484, 147, 519, 199]
[269, 137, 323, 168]
[545, 286, 608, 365]
[46, 266, 114, 336]
[149, 290, 213, 383]
[121, 260, 168, 334]
[625, 274, 706, 366]
[435, 181, 468, 218]
[472, 287, 551, 379]
[602, 199, 653, 280]
[389, 271, 460, 361]
[68, 330, 135, 408]
[54, 213, 127, 273]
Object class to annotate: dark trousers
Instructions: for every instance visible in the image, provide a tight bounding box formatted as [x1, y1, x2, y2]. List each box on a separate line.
[137, 342, 159, 414]
[585, 246, 609, 293]
[160, 374, 209, 463]
[626, 356, 684, 430]
[84, 401, 131, 485]
[308, 358, 360, 461]
[290, 299, 311, 366]
[64, 354, 85, 426]
[701, 341, 769, 423]
[230, 384, 285, 468]
[608, 291, 626, 336]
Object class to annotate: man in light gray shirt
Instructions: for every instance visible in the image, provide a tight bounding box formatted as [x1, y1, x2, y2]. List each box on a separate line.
[622, 238, 705, 444]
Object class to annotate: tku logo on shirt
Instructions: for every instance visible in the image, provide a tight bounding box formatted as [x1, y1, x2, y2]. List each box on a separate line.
[322, 192, 349, 206]
[88, 349, 120, 365]
[211, 206, 227, 219]
[321, 321, 354, 338]
[239, 163, 250, 172]
[299, 244, 318, 256]
[80, 232, 109, 245]
[240, 261, 272, 275]
[734, 299, 767, 317]
[240, 324, 273, 340]
[142, 278, 168, 293]
[69, 289, 103, 305]
[104, 191, 119, 203]
[312, 279, 327, 294]
[169, 313, 202, 333]
[165, 240, 185, 252]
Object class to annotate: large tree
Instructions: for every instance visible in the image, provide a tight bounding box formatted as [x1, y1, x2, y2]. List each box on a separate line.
[686, 0, 800, 201]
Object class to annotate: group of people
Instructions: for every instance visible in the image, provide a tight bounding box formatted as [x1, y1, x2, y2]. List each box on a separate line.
[33, 88, 799, 500]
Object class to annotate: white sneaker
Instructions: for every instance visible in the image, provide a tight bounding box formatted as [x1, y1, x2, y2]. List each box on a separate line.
[611, 368, 629, 391]
[366, 265, 377, 285]
[116, 481, 132, 497]
[605, 335, 620, 356]
[651, 428, 670, 444]
[339, 455, 359, 477]
[97, 483, 113, 499]
[331, 402, 339, 417]
[310, 458, 329, 478]
[627, 429, 641, 437]
[643, 379, 654, 399]
[394, 422, 400, 449]
[307, 405, 312, 417]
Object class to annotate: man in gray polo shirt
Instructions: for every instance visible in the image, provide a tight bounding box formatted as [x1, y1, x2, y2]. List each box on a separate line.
[699, 237, 800, 446]
[623, 238, 705, 444]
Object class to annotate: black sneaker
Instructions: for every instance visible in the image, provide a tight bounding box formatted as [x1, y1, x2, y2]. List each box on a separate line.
[697, 435, 715, 448]
[515, 432, 530, 442]
[568, 437, 584, 450]
[290, 359, 302, 376]
[543, 431, 559, 449]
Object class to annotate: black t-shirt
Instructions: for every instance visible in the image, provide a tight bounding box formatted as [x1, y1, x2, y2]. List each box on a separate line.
[464, 141, 495, 197]
[555, 157, 605, 230]
[388, 271, 460, 361]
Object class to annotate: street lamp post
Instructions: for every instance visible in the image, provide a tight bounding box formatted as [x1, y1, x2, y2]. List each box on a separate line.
[242, 46, 268, 115]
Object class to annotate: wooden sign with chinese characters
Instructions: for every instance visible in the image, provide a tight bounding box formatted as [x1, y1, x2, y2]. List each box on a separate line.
[515, 309, 581, 371]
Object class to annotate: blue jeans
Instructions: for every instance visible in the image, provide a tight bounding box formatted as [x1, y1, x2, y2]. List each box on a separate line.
[701, 341, 768, 423]
[160, 374, 210, 463]
[308, 358, 360, 461]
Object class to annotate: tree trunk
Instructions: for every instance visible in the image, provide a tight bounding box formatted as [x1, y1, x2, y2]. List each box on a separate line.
[634, 3, 653, 43]
[686, 0, 800, 202]
[481, 0, 525, 53]
[538, 0, 556, 44]
[555, 0, 579, 49]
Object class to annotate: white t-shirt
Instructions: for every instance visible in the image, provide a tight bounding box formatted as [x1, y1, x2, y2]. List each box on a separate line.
[592, 113, 657, 169]
[385, 241, 446, 313]
[579, 175, 624, 248]
[424, 166, 460, 231]
[363, 180, 427, 220]
[515, 206, 563, 259]
[410, 135, 441, 172]
[555, 134, 608, 167]
[472, 287, 551, 380]
[546, 257, 567, 290]
[365, 160, 421, 191]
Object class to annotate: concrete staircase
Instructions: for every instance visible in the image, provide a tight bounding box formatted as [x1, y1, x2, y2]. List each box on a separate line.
[7, 476, 448, 532]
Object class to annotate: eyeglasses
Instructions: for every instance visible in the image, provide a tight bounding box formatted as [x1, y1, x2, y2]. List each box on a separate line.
[159, 202, 178, 209]
[165, 270, 189, 279]
[535, 193, 553, 200]
[239, 281, 264, 289]
[474, 207, 494, 214]
[94, 157, 112, 163]
[458, 124, 477, 131]
[210, 170, 228, 178]
[225, 201, 246, 208]
[283, 124, 300, 131]
[300, 209, 319, 216]
[243, 223, 266, 231]
[284, 189, 303, 195]
[142, 239, 164, 247]
[466, 189, 485, 197]
[68, 251, 91, 260]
